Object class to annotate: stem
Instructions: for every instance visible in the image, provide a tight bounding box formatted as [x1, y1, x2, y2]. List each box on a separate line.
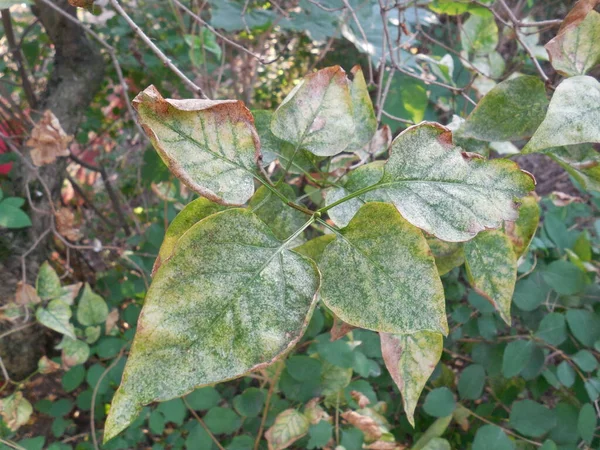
[317, 183, 379, 214]
[253, 174, 315, 216]
[254, 362, 284, 450]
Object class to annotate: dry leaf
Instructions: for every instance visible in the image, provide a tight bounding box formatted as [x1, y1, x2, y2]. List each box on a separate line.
[55, 207, 82, 241]
[15, 281, 40, 306]
[351, 390, 371, 408]
[550, 191, 584, 206]
[68, 0, 95, 8]
[105, 309, 119, 334]
[330, 315, 357, 341]
[0, 392, 32, 431]
[26, 110, 73, 166]
[304, 398, 331, 425]
[38, 356, 61, 374]
[557, 0, 600, 33]
[364, 442, 406, 450]
[341, 411, 382, 442]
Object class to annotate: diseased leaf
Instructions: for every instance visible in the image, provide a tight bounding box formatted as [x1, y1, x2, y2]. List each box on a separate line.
[545, 7, 600, 76]
[461, 13, 498, 59]
[76, 283, 109, 326]
[380, 331, 443, 426]
[464, 230, 517, 325]
[55, 207, 82, 241]
[36, 261, 62, 301]
[546, 144, 600, 191]
[523, 76, 600, 153]
[26, 110, 72, 167]
[265, 409, 310, 450]
[325, 161, 384, 228]
[347, 66, 377, 151]
[320, 202, 447, 335]
[0, 392, 33, 431]
[271, 66, 355, 157]
[133, 85, 260, 205]
[293, 234, 335, 263]
[374, 123, 535, 242]
[505, 195, 540, 258]
[354, 125, 392, 162]
[36, 299, 76, 339]
[249, 185, 307, 241]
[341, 410, 384, 443]
[427, 238, 465, 276]
[60, 337, 90, 368]
[104, 209, 320, 442]
[15, 281, 40, 306]
[154, 197, 225, 274]
[462, 76, 548, 142]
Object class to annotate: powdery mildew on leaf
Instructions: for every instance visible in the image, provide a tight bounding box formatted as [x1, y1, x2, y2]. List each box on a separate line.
[347, 66, 377, 152]
[462, 76, 549, 142]
[380, 331, 443, 427]
[104, 209, 320, 442]
[249, 184, 307, 241]
[376, 123, 535, 242]
[271, 66, 355, 157]
[320, 202, 448, 335]
[464, 230, 517, 325]
[36, 261, 62, 301]
[547, 144, 600, 191]
[426, 238, 465, 276]
[133, 86, 260, 205]
[35, 299, 76, 339]
[505, 195, 540, 259]
[325, 161, 384, 228]
[524, 76, 600, 153]
[265, 409, 310, 450]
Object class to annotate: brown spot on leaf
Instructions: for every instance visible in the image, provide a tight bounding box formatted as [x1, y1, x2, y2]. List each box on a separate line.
[330, 315, 356, 341]
[26, 110, 72, 166]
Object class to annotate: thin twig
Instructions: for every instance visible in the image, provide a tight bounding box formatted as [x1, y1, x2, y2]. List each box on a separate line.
[184, 398, 226, 450]
[0, 322, 35, 341]
[254, 362, 284, 450]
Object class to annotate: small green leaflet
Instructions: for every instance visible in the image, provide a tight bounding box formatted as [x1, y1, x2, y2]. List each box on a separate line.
[36, 299, 76, 340]
[461, 13, 498, 59]
[76, 283, 108, 326]
[380, 331, 443, 426]
[36, 261, 63, 301]
[104, 209, 319, 442]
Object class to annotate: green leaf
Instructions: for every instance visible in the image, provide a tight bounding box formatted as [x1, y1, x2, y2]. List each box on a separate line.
[233, 387, 265, 417]
[535, 313, 567, 346]
[472, 425, 515, 450]
[373, 123, 535, 242]
[412, 416, 453, 450]
[512, 277, 546, 311]
[462, 76, 548, 142]
[506, 195, 540, 258]
[62, 365, 85, 393]
[423, 387, 456, 418]
[293, 234, 335, 263]
[427, 238, 465, 276]
[556, 361, 575, 388]
[429, 0, 490, 15]
[502, 340, 534, 378]
[286, 356, 322, 382]
[523, 76, 600, 153]
[325, 161, 384, 228]
[539, 441, 558, 450]
[0, 392, 33, 431]
[76, 283, 108, 326]
[421, 438, 451, 450]
[381, 74, 428, 126]
[36, 261, 62, 301]
[156, 398, 187, 425]
[509, 400, 556, 438]
[265, 409, 310, 450]
[227, 435, 255, 450]
[573, 350, 598, 372]
[347, 66, 376, 151]
[320, 360, 352, 396]
[204, 407, 241, 434]
[566, 309, 600, 347]
[155, 197, 224, 274]
[546, 144, 600, 191]
[464, 230, 517, 325]
[458, 364, 486, 400]
[132, 85, 260, 205]
[542, 260, 588, 295]
[59, 337, 90, 367]
[249, 185, 307, 240]
[320, 203, 447, 334]
[185, 387, 221, 411]
[0, 202, 31, 229]
[461, 13, 499, 58]
[104, 209, 319, 441]
[84, 326, 101, 344]
[271, 66, 355, 157]
[545, 10, 600, 76]
[36, 299, 76, 339]
[307, 420, 333, 449]
[380, 331, 443, 426]
[577, 403, 596, 445]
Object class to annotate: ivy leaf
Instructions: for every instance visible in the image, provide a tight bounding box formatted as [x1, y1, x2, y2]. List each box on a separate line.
[380, 331, 443, 426]
[0, 392, 33, 432]
[545, 7, 600, 77]
[265, 409, 310, 450]
[76, 283, 108, 326]
[320, 202, 447, 335]
[36, 261, 62, 301]
[154, 197, 224, 274]
[133, 85, 260, 205]
[461, 76, 548, 142]
[427, 238, 465, 276]
[347, 65, 377, 151]
[464, 230, 517, 325]
[505, 195, 540, 258]
[104, 209, 320, 442]
[374, 123, 535, 242]
[249, 185, 307, 241]
[271, 66, 355, 157]
[36, 299, 76, 339]
[325, 161, 384, 228]
[523, 76, 600, 153]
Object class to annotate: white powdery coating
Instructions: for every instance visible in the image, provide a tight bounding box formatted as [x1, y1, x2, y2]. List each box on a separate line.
[380, 331, 443, 426]
[379, 123, 533, 242]
[524, 76, 600, 153]
[320, 202, 448, 335]
[105, 209, 319, 441]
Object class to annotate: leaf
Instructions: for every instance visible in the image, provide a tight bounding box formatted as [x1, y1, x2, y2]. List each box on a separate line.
[573, 350, 598, 372]
[535, 313, 567, 346]
[458, 364, 486, 400]
[271, 66, 355, 157]
[36, 262, 63, 301]
[577, 403, 596, 445]
[412, 416, 453, 450]
[505, 195, 540, 258]
[320, 202, 447, 335]
[462, 76, 549, 142]
[566, 309, 600, 346]
[54, 207, 82, 241]
[427, 238, 465, 276]
[540, 440, 558, 450]
[546, 144, 600, 192]
[542, 260, 588, 295]
[325, 161, 384, 228]
[423, 387, 456, 418]
[104, 209, 320, 442]
[15, 281, 40, 306]
[330, 316, 357, 342]
[233, 387, 265, 417]
[381, 74, 428, 126]
[26, 110, 72, 166]
[265, 409, 310, 450]
[36, 299, 76, 339]
[341, 410, 384, 443]
[0, 392, 33, 431]
[380, 331, 443, 426]
[293, 234, 335, 262]
[76, 283, 108, 326]
[472, 425, 515, 450]
[0, 201, 31, 229]
[502, 340, 534, 378]
[154, 197, 225, 274]
[461, 13, 499, 58]
[249, 185, 307, 240]
[545, 7, 600, 76]
[38, 356, 61, 374]
[133, 85, 260, 205]
[464, 230, 517, 325]
[374, 123, 535, 242]
[523, 76, 600, 153]
[59, 337, 90, 368]
[509, 400, 556, 438]
[347, 66, 377, 151]
[204, 407, 241, 434]
[307, 420, 333, 449]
